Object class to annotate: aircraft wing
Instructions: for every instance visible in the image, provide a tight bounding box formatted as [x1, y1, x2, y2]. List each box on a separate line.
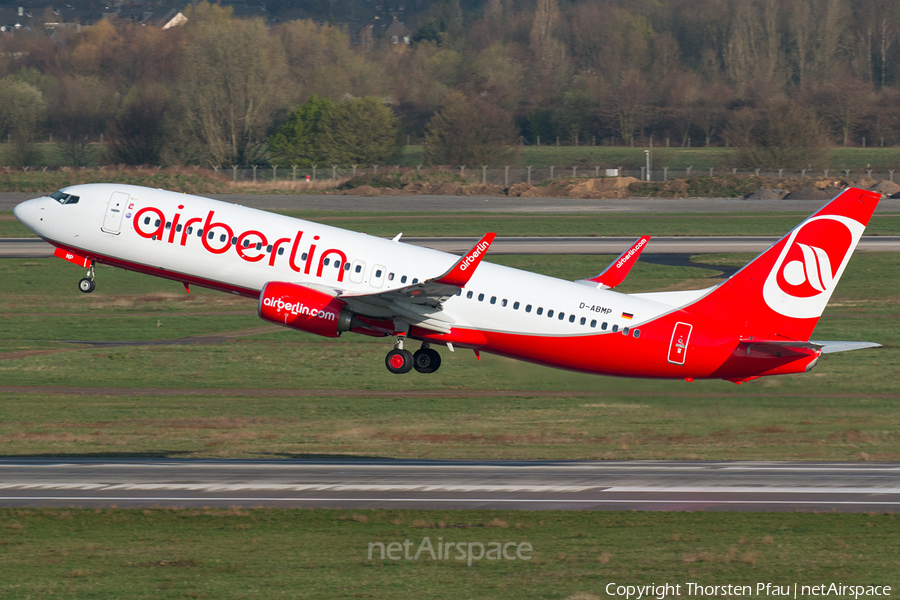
[335, 233, 497, 334]
[576, 236, 650, 289]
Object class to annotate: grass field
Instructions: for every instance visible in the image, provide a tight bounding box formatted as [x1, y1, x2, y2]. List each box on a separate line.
[0, 508, 897, 599]
[5, 211, 900, 239]
[0, 251, 896, 461]
[1, 217, 898, 596]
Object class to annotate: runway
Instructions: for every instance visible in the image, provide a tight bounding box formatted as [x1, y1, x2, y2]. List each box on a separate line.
[0, 459, 897, 512]
[3, 235, 900, 258]
[2, 191, 900, 213]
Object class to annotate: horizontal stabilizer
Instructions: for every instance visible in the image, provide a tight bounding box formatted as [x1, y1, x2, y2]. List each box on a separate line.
[579, 235, 650, 289]
[810, 341, 882, 354]
[738, 339, 881, 356]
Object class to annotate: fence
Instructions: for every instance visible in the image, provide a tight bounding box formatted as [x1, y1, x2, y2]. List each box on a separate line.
[216, 164, 900, 186]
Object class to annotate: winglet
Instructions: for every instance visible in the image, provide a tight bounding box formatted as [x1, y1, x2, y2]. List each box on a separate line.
[434, 233, 496, 287]
[586, 235, 650, 288]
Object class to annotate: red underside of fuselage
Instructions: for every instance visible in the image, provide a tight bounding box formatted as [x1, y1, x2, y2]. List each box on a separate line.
[50, 240, 818, 381]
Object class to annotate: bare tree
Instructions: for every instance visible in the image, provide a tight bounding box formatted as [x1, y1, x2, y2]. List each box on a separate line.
[177, 4, 289, 166]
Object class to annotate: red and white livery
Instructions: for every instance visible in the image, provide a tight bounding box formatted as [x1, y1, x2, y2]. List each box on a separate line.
[13, 184, 880, 382]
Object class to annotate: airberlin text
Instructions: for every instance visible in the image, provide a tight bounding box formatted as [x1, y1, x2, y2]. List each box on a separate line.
[133, 205, 349, 282]
[458, 240, 491, 271]
[604, 582, 891, 599]
[261, 297, 336, 320]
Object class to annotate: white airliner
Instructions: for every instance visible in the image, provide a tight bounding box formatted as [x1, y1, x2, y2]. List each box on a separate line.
[13, 183, 880, 382]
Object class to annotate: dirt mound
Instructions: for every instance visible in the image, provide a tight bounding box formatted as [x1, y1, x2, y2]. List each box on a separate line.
[507, 183, 535, 197]
[344, 185, 381, 196]
[744, 188, 788, 200]
[568, 177, 640, 199]
[460, 184, 506, 196]
[782, 186, 838, 200]
[870, 180, 900, 196]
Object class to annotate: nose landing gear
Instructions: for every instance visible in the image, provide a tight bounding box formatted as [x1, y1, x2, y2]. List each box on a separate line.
[385, 339, 442, 374]
[78, 263, 96, 293]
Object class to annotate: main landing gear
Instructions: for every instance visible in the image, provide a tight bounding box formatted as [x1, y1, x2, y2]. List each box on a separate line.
[385, 339, 442, 375]
[78, 263, 96, 293]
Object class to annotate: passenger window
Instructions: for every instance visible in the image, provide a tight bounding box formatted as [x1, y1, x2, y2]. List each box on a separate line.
[601, 322, 608, 330]
[187, 227, 193, 234]
[501, 299, 508, 307]
[301, 253, 308, 261]
[456, 289, 461, 296]
[278, 248, 285, 255]
[401, 276, 407, 283]
[208, 232, 214, 239]
[198, 229, 203, 237]
[569, 315, 576, 323]
[324, 258, 330, 266]
[580, 317, 586, 325]
[633, 329, 641, 338]
[412, 278, 418, 284]
[490, 296, 496, 305]
[612, 324, 619, 332]
[537, 307, 543, 315]
[622, 327, 629, 335]
[267, 245, 272, 252]
[219, 234, 226, 242]
[478, 293, 484, 301]
[144, 217, 151, 225]
[526, 305, 532, 313]
[255, 243, 262, 250]
[176, 224, 182, 232]
[165, 222, 171, 229]
[548, 309, 554, 318]
[590, 319, 597, 327]
[513, 302, 520, 310]
[558, 312, 565, 320]
[231, 237, 237, 245]
[336, 261, 342, 269]
[376, 269, 383, 278]
[467, 291, 473, 299]
[355, 265, 362, 273]
[242, 239, 250, 247]
[388, 273, 395, 281]
[155, 219, 161, 227]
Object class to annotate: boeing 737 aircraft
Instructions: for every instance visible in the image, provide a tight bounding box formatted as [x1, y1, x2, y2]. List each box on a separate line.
[13, 184, 880, 383]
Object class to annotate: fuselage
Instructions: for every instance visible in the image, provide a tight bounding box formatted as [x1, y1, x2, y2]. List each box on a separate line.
[14, 183, 830, 381]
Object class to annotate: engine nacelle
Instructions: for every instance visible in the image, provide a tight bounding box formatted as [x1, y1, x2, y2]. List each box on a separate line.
[258, 281, 352, 338]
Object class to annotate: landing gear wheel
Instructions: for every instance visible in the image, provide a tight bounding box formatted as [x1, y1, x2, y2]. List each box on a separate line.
[385, 349, 414, 374]
[413, 348, 442, 374]
[78, 277, 95, 293]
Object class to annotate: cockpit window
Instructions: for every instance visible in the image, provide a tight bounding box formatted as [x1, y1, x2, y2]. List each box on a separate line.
[50, 191, 79, 205]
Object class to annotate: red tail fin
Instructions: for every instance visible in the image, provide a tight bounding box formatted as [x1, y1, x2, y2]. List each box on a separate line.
[687, 187, 881, 341]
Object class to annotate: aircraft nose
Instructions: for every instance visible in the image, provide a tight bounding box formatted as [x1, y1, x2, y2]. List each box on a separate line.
[13, 198, 39, 229]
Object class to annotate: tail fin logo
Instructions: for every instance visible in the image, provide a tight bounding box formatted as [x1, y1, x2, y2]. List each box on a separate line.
[763, 215, 863, 318]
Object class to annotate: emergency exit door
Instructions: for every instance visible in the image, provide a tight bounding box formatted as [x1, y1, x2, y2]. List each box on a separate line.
[667, 322, 692, 365]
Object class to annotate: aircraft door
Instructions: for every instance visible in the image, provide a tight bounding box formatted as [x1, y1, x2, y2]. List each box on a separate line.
[349, 259, 366, 284]
[101, 191, 130, 234]
[370, 264, 386, 288]
[667, 322, 692, 365]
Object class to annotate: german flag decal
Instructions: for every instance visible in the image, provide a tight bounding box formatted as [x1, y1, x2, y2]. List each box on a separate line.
[622, 312, 634, 320]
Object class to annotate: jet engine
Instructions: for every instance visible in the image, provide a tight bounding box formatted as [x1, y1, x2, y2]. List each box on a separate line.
[258, 281, 353, 338]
